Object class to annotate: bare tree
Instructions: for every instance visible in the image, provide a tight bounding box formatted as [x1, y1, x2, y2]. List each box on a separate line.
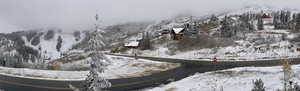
[282, 59, 292, 91]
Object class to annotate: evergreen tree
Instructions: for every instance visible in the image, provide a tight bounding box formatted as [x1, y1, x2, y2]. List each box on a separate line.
[220, 16, 234, 37]
[141, 32, 151, 50]
[239, 13, 255, 32]
[295, 13, 300, 31]
[56, 36, 62, 52]
[274, 12, 280, 29]
[274, 11, 292, 29]
[292, 13, 297, 21]
[257, 16, 264, 30]
[280, 11, 286, 24]
[70, 30, 111, 91]
[294, 83, 300, 91]
[286, 11, 291, 23]
[251, 79, 266, 91]
[210, 14, 219, 26]
[80, 30, 111, 91]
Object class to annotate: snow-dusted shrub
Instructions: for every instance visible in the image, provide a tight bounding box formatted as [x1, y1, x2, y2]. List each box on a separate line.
[251, 79, 266, 91]
[175, 34, 218, 52]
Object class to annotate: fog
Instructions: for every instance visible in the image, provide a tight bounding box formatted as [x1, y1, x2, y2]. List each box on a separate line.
[0, 0, 299, 32]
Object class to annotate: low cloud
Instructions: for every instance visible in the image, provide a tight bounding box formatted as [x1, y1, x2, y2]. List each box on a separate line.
[0, 0, 299, 32]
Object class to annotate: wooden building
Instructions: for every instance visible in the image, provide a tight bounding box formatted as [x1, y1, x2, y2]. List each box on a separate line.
[262, 13, 273, 25]
[171, 28, 186, 40]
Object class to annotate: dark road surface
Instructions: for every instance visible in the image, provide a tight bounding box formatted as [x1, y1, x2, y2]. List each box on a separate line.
[1, 54, 300, 91]
[0, 65, 221, 91]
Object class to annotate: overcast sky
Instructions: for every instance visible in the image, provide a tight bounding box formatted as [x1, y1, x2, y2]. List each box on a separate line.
[0, 0, 299, 32]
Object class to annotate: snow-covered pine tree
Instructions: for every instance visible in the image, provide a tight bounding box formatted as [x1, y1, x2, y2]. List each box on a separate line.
[220, 16, 234, 37]
[295, 13, 300, 31]
[280, 11, 286, 25]
[209, 14, 219, 26]
[141, 32, 151, 50]
[251, 79, 266, 91]
[274, 12, 280, 29]
[80, 30, 111, 91]
[56, 36, 62, 52]
[286, 11, 291, 23]
[70, 13, 111, 91]
[257, 16, 264, 30]
[210, 14, 218, 22]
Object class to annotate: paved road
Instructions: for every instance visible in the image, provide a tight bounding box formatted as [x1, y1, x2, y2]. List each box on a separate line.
[108, 53, 300, 67]
[2, 54, 300, 91]
[0, 65, 224, 91]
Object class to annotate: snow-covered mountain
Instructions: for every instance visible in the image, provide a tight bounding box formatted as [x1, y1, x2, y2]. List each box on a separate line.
[0, 29, 91, 66]
[22, 29, 86, 59]
[1, 5, 300, 68]
[0, 21, 152, 68]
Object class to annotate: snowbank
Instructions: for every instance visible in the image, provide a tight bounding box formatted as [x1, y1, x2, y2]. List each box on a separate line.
[0, 55, 179, 80]
[148, 65, 300, 91]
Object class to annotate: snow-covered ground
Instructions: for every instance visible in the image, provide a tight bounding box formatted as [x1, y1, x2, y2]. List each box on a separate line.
[0, 55, 179, 80]
[148, 65, 300, 91]
[139, 29, 300, 61]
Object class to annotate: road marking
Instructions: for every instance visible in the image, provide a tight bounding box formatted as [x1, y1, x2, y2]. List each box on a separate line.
[0, 79, 72, 90]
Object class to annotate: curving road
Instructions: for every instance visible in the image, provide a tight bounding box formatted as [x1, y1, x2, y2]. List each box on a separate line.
[1, 54, 300, 91]
[109, 53, 300, 67]
[0, 65, 219, 91]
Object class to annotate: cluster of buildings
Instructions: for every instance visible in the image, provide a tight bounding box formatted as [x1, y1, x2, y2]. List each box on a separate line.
[124, 22, 196, 49]
[122, 12, 275, 49]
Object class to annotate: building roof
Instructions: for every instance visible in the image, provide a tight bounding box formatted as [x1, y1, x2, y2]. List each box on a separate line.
[124, 41, 139, 47]
[172, 28, 185, 34]
[262, 13, 272, 18]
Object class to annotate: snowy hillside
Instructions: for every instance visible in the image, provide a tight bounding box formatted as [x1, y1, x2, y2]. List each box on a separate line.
[136, 6, 300, 91]
[0, 29, 97, 68]
[115, 6, 300, 62]
[21, 30, 86, 60]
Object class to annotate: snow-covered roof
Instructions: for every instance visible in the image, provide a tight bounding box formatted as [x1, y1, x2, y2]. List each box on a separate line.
[128, 33, 143, 41]
[124, 41, 139, 47]
[262, 13, 272, 18]
[172, 28, 185, 34]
